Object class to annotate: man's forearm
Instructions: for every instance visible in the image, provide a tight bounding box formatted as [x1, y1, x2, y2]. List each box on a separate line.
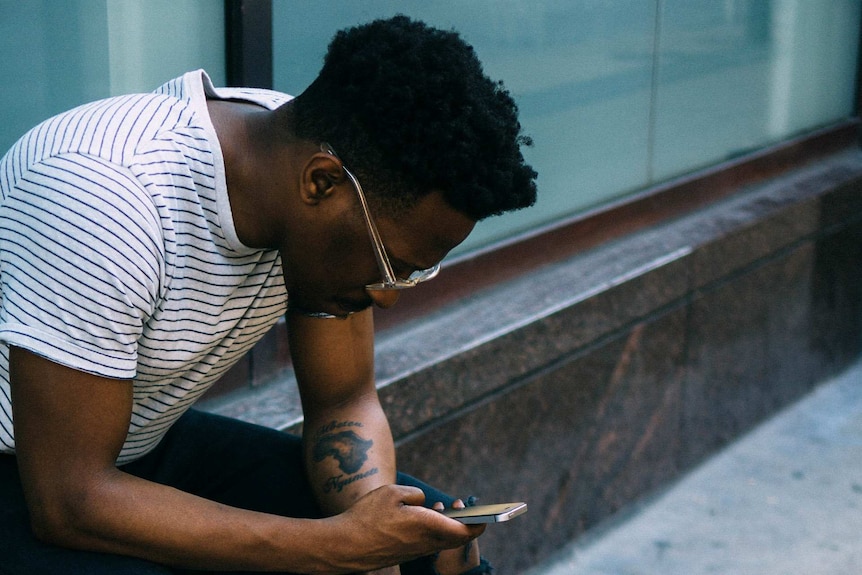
[32, 466, 467, 575]
[37, 468, 347, 573]
[303, 398, 397, 515]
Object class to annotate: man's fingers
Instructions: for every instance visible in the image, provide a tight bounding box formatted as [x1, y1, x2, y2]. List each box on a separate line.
[391, 484, 426, 507]
[430, 498, 466, 511]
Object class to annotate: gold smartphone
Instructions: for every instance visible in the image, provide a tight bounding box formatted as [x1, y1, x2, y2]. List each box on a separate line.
[442, 502, 527, 524]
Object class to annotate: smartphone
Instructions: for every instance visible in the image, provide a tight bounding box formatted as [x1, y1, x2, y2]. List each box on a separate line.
[442, 502, 527, 524]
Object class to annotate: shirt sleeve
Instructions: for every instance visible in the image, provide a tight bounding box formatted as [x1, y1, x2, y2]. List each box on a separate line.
[0, 153, 163, 379]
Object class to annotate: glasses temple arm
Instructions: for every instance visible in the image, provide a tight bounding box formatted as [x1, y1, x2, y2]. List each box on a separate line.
[342, 168, 398, 284]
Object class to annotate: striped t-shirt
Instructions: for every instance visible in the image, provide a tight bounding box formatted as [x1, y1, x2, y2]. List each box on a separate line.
[0, 70, 292, 464]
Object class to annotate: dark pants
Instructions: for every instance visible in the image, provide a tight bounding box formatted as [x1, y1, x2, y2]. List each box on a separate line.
[0, 409, 462, 575]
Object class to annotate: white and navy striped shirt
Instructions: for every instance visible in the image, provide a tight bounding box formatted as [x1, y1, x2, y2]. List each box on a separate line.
[0, 70, 292, 464]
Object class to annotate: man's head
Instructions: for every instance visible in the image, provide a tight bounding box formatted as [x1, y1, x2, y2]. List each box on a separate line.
[278, 15, 537, 316]
[290, 14, 537, 221]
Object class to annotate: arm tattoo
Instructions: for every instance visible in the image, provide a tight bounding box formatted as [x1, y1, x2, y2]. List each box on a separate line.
[313, 429, 372, 473]
[313, 421, 379, 493]
[322, 467, 379, 494]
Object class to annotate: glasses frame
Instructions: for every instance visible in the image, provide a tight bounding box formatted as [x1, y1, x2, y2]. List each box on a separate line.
[321, 143, 441, 291]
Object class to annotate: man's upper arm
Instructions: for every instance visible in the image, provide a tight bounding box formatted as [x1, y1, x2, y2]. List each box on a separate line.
[286, 308, 377, 412]
[9, 346, 133, 537]
[0, 155, 162, 380]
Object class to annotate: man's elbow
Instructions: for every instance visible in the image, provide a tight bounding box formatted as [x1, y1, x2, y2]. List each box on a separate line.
[25, 483, 109, 550]
[28, 505, 72, 546]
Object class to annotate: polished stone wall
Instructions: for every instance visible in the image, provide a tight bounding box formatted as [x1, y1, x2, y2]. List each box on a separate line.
[202, 149, 862, 573]
[387, 150, 862, 573]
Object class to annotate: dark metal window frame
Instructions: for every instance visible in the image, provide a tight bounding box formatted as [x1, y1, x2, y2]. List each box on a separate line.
[225, 0, 272, 89]
[223, 0, 862, 334]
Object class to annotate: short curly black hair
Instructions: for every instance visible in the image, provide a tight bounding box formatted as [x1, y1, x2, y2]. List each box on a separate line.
[290, 15, 537, 221]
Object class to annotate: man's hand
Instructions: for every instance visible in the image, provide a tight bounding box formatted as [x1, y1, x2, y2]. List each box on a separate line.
[327, 485, 485, 573]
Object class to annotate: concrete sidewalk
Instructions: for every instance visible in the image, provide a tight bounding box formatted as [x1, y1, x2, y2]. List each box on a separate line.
[524, 360, 862, 575]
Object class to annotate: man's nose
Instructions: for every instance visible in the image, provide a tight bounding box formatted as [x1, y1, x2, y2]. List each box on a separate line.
[367, 289, 400, 309]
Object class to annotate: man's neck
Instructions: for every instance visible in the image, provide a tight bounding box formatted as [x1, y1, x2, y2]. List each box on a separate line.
[207, 99, 297, 249]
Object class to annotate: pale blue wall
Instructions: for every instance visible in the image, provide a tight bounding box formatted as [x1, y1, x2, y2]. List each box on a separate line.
[0, 0, 224, 153]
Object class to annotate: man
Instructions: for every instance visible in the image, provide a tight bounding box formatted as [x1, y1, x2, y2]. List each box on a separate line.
[0, 15, 537, 574]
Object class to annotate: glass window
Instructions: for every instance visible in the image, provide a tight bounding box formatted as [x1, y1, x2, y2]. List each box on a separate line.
[4, 2, 856, 256]
[652, 0, 862, 181]
[273, 1, 861, 257]
[0, 0, 225, 153]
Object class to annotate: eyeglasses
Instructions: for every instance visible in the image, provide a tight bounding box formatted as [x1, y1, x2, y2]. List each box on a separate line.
[321, 143, 441, 291]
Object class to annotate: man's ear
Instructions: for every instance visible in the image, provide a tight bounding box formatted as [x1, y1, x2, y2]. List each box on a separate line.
[301, 153, 344, 205]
